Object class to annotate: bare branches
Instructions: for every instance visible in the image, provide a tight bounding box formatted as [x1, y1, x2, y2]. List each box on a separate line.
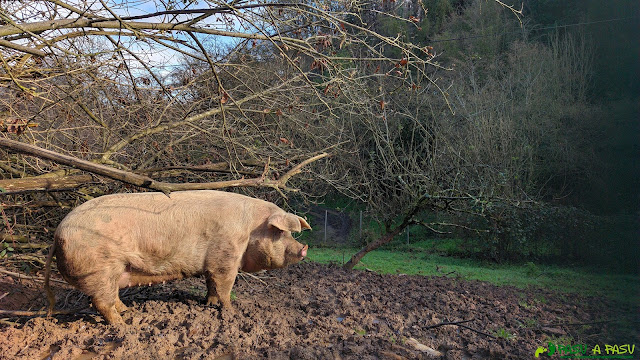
[0, 138, 328, 194]
[0, 39, 46, 57]
[0, 0, 445, 273]
[0, 18, 309, 53]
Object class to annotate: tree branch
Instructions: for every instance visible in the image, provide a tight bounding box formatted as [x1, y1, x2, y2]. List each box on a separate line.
[0, 138, 327, 195]
[0, 174, 93, 194]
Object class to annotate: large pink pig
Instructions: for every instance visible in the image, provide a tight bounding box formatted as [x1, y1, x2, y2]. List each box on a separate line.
[44, 190, 310, 324]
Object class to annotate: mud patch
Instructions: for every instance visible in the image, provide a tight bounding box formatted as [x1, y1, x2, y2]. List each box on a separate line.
[0, 262, 637, 359]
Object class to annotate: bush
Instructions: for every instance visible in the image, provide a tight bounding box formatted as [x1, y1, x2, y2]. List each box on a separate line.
[460, 203, 638, 272]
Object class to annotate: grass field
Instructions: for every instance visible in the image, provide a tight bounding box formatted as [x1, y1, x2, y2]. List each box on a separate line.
[306, 240, 639, 306]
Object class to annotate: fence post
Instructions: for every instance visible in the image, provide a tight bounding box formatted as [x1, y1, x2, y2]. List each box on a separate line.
[406, 226, 409, 245]
[324, 210, 328, 243]
[359, 210, 362, 242]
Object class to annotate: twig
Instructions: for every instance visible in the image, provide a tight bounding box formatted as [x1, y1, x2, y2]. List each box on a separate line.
[458, 323, 497, 339]
[0, 308, 86, 317]
[238, 271, 271, 286]
[8, 255, 46, 266]
[6, 243, 49, 249]
[0, 269, 67, 284]
[424, 318, 475, 329]
[0, 318, 19, 326]
[425, 318, 497, 339]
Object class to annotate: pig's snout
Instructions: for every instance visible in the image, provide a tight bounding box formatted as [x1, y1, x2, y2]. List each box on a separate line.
[300, 244, 308, 260]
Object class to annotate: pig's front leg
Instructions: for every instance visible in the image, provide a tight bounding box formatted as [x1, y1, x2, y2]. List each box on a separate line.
[205, 276, 220, 306]
[205, 266, 238, 318]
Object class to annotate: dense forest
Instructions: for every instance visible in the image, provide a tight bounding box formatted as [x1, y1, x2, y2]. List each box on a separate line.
[0, 0, 638, 273]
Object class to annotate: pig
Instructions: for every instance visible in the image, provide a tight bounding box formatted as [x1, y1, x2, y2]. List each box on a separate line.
[44, 190, 310, 325]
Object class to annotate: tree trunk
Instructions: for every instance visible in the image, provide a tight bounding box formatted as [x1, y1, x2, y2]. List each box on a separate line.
[343, 198, 430, 270]
[343, 226, 404, 270]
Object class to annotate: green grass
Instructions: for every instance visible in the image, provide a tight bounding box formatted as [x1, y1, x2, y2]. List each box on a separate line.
[493, 328, 516, 340]
[306, 244, 639, 306]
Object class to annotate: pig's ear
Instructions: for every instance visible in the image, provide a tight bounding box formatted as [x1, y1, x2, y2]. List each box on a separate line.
[298, 216, 311, 231]
[268, 213, 311, 232]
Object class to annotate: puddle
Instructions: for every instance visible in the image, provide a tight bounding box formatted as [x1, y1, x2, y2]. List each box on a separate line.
[39, 344, 60, 360]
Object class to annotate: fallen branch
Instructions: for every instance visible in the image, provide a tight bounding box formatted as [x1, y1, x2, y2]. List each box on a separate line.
[0, 319, 19, 326]
[0, 308, 85, 317]
[0, 233, 29, 243]
[0, 269, 67, 284]
[0, 138, 328, 195]
[9, 255, 47, 266]
[0, 201, 74, 209]
[424, 319, 475, 329]
[0, 174, 93, 194]
[457, 323, 497, 339]
[405, 337, 443, 357]
[6, 243, 49, 249]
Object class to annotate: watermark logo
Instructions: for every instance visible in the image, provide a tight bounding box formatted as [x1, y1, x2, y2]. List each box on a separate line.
[535, 342, 635, 359]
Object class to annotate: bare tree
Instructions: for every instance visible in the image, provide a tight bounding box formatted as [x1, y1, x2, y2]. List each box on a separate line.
[333, 0, 597, 269]
[0, 0, 451, 272]
[0, 0, 453, 189]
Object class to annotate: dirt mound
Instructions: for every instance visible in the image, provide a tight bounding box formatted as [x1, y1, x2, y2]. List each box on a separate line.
[0, 262, 636, 359]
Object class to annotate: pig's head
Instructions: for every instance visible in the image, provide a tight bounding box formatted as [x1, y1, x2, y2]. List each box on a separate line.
[241, 212, 310, 273]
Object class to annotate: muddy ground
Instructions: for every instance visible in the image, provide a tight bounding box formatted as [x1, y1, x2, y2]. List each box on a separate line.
[0, 262, 637, 359]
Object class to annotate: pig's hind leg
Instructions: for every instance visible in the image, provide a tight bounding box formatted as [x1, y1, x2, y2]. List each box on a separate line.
[114, 296, 128, 313]
[93, 296, 124, 325]
[79, 272, 125, 325]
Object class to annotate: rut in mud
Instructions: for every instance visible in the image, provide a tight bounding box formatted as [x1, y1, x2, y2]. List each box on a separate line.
[0, 262, 636, 359]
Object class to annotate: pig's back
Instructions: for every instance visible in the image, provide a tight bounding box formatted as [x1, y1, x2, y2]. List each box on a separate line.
[54, 190, 277, 253]
[53, 190, 268, 279]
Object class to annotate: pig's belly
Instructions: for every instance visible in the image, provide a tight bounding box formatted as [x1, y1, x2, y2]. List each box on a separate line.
[117, 271, 189, 288]
[117, 246, 208, 288]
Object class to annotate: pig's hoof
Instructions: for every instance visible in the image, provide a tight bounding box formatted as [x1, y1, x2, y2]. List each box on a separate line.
[104, 315, 126, 326]
[115, 300, 128, 313]
[205, 296, 220, 307]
